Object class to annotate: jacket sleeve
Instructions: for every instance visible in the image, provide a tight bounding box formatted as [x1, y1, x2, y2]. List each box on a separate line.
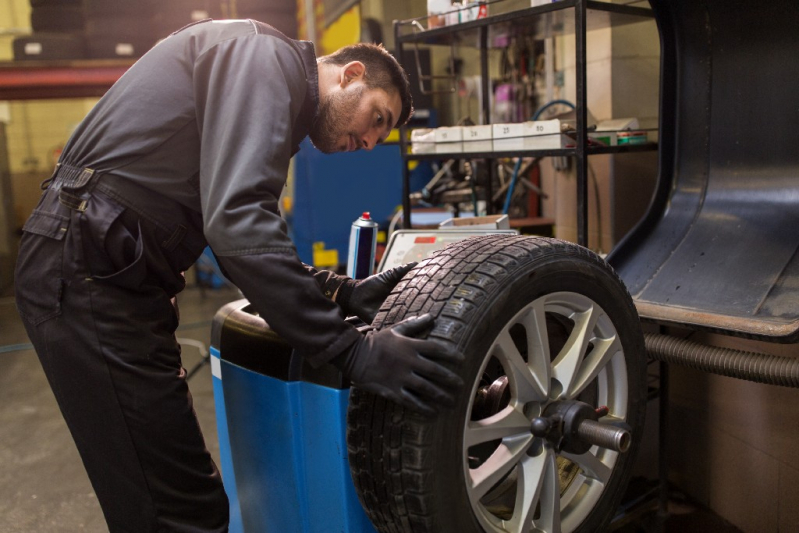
[193, 32, 360, 365]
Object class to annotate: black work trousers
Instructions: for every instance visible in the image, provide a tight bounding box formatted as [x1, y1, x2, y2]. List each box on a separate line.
[15, 169, 228, 533]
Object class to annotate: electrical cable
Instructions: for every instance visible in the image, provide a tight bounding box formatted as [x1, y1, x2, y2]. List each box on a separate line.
[179, 337, 210, 381]
[503, 100, 576, 215]
[532, 99, 575, 120]
[387, 208, 403, 237]
[588, 160, 603, 252]
[0, 343, 33, 354]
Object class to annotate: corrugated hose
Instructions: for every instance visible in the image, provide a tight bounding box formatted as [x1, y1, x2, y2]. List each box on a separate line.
[644, 332, 799, 388]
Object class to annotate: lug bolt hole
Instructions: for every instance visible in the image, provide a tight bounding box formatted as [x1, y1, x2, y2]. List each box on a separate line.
[524, 402, 542, 419]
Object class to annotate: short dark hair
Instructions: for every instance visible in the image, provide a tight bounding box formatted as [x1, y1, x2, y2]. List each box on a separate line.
[318, 43, 413, 127]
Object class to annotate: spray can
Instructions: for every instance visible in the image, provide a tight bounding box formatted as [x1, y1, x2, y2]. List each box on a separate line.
[347, 212, 378, 279]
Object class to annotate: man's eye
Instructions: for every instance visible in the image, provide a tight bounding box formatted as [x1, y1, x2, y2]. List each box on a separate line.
[376, 113, 383, 125]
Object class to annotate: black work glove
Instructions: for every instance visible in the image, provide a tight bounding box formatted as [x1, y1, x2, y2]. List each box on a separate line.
[337, 262, 417, 324]
[332, 314, 464, 416]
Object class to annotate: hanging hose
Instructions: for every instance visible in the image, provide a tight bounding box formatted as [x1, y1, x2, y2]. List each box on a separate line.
[532, 99, 576, 120]
[502, 157, 524, 215]
[645, 333, 799, 388]
[503, 99, 575, 214]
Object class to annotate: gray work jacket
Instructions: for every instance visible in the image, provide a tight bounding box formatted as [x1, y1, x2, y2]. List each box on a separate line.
[58, 19, 361, 365]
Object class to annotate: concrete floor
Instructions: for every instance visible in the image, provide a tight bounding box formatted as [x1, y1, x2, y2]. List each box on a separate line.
[0, 283, 240, 533]
[0, 282, 743, 533]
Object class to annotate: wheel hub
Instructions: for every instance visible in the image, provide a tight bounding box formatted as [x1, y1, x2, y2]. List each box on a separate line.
[531, 401, 632, 454]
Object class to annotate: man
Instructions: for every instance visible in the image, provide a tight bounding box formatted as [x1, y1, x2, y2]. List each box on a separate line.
[14, 18, 463, 533]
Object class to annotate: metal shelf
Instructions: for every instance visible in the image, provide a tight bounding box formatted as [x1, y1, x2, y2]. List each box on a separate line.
[0, 59, 134, 100]
[397, 1, 653, 47]
[407, 148, 576, 161]
[395, 0, 658, 246]
[405, 142, 657, 161]
[588, 142, 658, 155]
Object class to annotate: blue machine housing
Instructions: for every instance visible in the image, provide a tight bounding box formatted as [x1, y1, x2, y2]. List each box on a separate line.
[210, 299, 377, 533]
[288, 132, 434, 268]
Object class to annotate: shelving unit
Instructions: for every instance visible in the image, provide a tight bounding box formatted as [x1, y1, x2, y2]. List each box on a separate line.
[393, 0, 657, 246]
[0, 59, 133, 100]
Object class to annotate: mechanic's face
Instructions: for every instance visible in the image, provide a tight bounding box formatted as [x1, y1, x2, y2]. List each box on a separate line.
[310, 71, 401, 154]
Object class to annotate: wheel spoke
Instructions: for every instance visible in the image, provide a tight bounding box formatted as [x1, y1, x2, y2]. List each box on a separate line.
[493, 328, 547, 404]
[520, 300, 551, 399]
[465, 406, 532, 447]
[561, 450, 612, 485]
[533, 448, 562, 533]
[551, 304, 601, 399]
[502, 449, 550, 533]
[469, 435, 533, 500]
[566, 335, 622, 398]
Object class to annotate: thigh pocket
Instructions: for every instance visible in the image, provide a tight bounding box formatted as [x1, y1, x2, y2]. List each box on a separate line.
[82, 191, 147, 290]
[15, 209, 70, 325]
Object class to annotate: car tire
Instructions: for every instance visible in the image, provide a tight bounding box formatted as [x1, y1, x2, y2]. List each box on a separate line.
[347, 234, 646, 533]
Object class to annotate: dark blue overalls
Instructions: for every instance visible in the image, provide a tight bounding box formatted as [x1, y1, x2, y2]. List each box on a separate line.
[15, 164, 227, 532]
[14, 19, 362, 532]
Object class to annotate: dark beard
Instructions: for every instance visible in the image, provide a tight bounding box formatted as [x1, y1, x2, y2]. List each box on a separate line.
[309, 86, 364, 154]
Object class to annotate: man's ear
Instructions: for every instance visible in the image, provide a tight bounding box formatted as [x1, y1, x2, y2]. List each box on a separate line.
[340, 61, 366, 87]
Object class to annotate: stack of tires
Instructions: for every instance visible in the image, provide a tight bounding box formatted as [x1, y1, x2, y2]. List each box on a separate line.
[152, 0, 224, 39]
[12, 0, 300, 62]
[82, 0, 161, 59]
[234, 0, 297, 39]
[13, 0, 87, 61]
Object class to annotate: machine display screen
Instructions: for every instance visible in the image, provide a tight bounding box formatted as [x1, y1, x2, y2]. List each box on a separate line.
[378, 229, 518, 272]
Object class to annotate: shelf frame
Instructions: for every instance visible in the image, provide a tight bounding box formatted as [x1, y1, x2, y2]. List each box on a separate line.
[0, 59, 134, 100]
[395, 0, 656, 246]
[396, 1, 654, 47]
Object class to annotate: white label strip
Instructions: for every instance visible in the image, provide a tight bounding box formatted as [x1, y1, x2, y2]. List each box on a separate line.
[210, 354, 222, 380]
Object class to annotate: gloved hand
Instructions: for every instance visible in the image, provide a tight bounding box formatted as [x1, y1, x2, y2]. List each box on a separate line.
[340, 262, 417, 324]
[332, 314, 464, 416]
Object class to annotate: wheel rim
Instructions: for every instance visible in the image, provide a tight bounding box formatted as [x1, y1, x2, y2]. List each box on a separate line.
[463, 291, 629, 533]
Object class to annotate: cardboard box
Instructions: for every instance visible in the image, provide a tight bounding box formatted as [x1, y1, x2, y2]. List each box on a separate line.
[493, 134, 569, 151]
[410, 128, 436, 154]
[589, 131, 618, 146]
[617, 131, 649, 145]
[492, 120, 568, 151]
[596, 117, 640, 132]
[439, 214, 511, 229]
[435, 142, 463, 154]
[433, 126, 464, 153]
[434, 126, 463, 143]
[462, 124, 492, 153]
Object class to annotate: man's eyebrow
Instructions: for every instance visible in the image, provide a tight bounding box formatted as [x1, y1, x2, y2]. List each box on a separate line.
[385, 107, 395, 132]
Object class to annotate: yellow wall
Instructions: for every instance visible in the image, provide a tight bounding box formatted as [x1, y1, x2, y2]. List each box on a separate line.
[298, 0, 360, 54]
[1, 0, 100, 228]
[320, 5, 359, 55]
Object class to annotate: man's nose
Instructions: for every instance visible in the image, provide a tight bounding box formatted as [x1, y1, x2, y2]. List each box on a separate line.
[360, 130, 379, 151]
